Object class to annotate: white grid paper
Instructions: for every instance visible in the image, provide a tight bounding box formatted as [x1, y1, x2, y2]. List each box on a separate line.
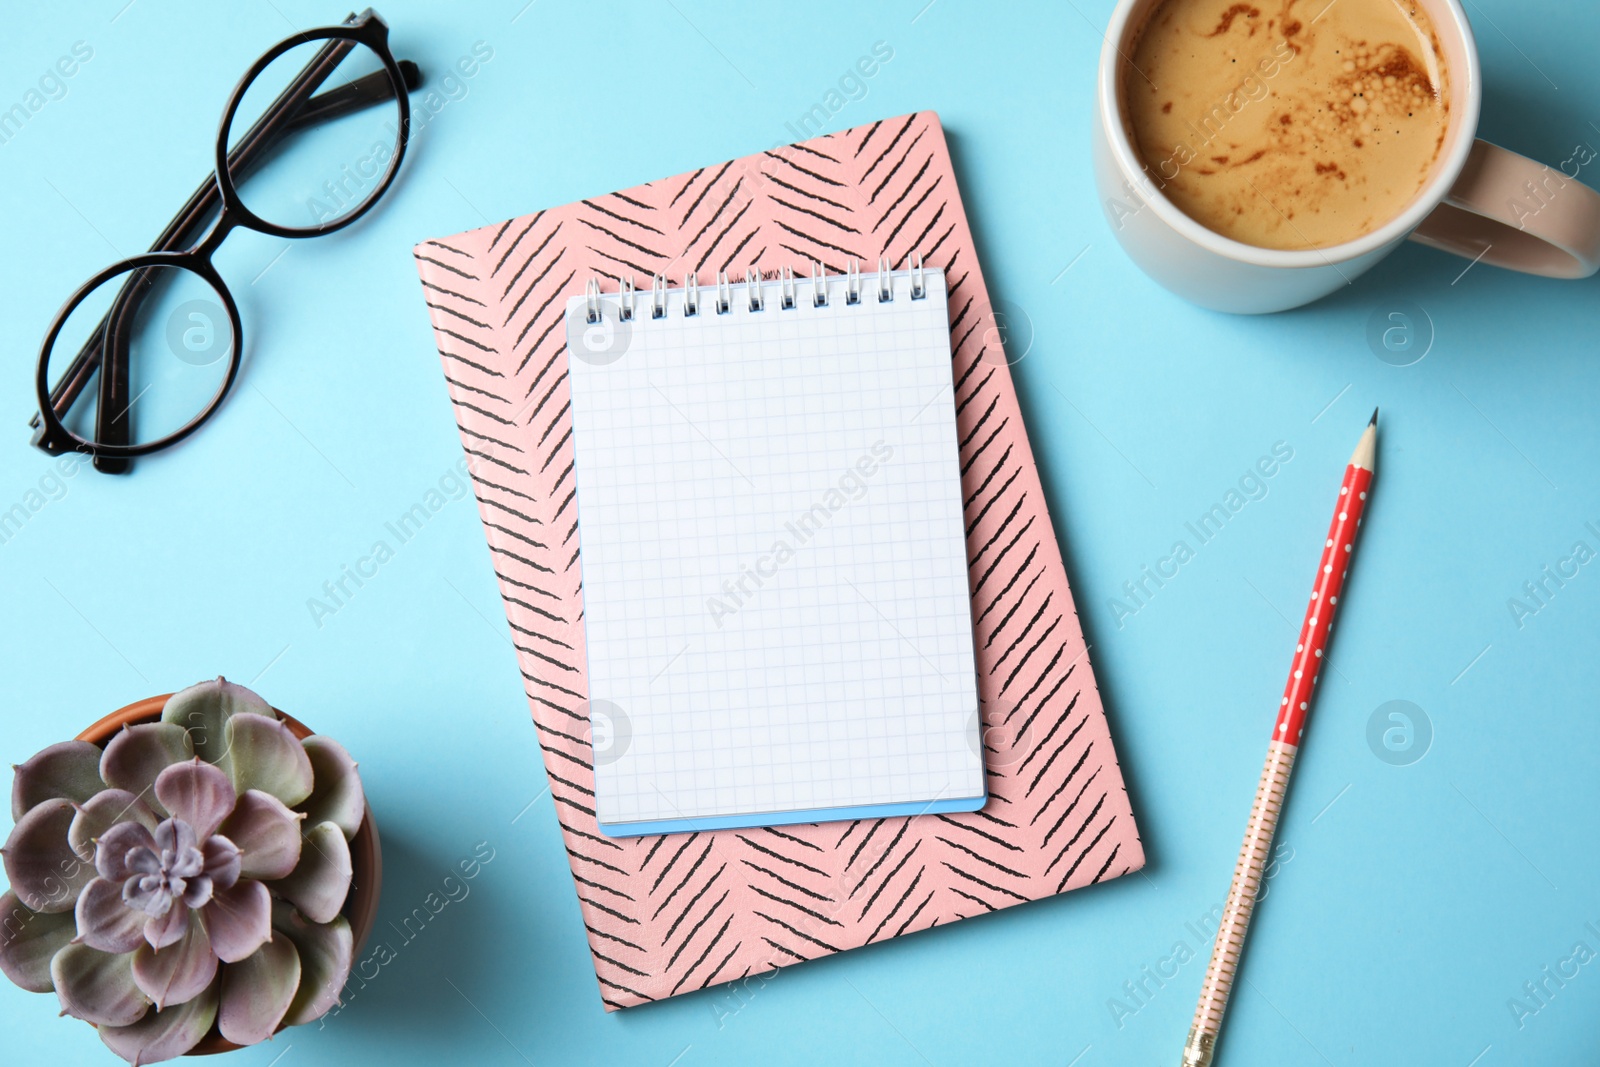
[565, 269, 983, 829]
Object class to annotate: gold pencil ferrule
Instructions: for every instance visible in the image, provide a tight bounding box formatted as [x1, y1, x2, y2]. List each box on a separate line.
[1181, 1027, 1215, 1067]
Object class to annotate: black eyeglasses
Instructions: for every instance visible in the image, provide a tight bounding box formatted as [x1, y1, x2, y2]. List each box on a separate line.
[32, 8, 418, 474]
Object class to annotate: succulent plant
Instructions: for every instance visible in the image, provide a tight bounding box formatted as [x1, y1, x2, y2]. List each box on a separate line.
[0, 679, 366, 1064]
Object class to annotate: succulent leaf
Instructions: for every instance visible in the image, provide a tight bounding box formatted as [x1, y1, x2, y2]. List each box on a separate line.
[217, 789, 303, 880]
[0, 890, 77, 993]
[201, 878, 272, 963]
[153, 760, 235, 841]
[132, 917, 216, 1010]
[11, 740, 105, 822]
[142, 903, 189, 951]
[50, 942, 150, 1027]
[160, 678, 273, 774]
[219, 935, 300, 1046]
[69, 789, 159, 863]
[3, 797, 94, 913]
[200, 835, 241, 891]
[297, 736, 366, 840]
[74, 877, 148, 954]
[97, 975, 219, 1065]
[270, 821, 352, 925]
[94, 820, 156, 883]
[272, 903, 352, 1027]
[224, 714, 314, 808]
[99, 725, 194, 817]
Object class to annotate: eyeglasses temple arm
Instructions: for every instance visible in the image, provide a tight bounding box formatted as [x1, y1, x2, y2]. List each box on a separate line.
[285, 61, 420, 132]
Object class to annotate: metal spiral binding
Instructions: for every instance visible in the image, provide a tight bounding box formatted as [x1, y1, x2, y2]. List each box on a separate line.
[650, 273, 668, 319]
[584, 257, 930, 320]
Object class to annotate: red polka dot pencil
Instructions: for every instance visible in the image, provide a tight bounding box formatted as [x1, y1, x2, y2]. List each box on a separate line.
[1181, 410, 1379, 1067]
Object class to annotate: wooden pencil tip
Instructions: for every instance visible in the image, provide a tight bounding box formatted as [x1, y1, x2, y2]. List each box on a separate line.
[1350, 408, 1378, 471]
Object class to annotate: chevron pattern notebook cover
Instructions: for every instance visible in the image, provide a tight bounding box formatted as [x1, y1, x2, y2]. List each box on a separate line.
[413, 111, 1144, 1010]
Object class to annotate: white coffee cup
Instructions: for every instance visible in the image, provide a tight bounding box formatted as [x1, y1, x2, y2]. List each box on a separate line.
[1093, 0, 1600, 314]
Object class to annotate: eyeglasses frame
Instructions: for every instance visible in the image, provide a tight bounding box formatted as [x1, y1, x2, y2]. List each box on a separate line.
[32, 9, 413, 470]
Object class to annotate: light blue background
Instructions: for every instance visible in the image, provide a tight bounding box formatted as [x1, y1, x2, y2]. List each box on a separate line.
[3, 1, 1598, 1064]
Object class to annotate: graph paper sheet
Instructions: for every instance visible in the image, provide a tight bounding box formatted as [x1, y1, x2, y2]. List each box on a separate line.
[564, 268, 985, 836]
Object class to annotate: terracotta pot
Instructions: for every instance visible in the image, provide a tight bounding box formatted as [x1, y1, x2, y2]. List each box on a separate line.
[76, 694, 382, 1056]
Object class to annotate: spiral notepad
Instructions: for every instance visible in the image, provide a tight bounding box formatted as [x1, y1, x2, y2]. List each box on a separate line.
[566, 263, 987, 836]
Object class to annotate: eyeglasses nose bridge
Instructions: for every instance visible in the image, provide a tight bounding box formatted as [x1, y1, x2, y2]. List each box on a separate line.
[191, 209, 242, 262]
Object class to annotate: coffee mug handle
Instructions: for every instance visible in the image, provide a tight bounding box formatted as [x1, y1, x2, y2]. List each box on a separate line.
[1408, 139, 1600, 279]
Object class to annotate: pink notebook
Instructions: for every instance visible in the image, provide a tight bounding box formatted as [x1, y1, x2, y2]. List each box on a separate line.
[413, 111, 1143, 1009]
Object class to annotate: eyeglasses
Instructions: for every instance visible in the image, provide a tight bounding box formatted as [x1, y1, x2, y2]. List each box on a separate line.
[31, 8, 418, 474]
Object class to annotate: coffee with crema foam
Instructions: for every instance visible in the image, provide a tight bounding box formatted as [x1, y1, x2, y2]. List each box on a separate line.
[1125, 0, 1450, 250]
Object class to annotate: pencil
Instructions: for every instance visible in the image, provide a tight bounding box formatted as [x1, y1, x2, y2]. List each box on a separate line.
[1180, 410, 1379, 1067]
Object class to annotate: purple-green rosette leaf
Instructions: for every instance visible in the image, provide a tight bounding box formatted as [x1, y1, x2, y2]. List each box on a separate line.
[0, 890, 76, 993]
[50, 942, 149, 1027]
[153, 760, 235, 841]
[74, 877, 147, 955]
[225, 714, 313, 808]
[132, 918, 216, 1010]
[219, 935, 300, 1045]
[99, 725, 194, 818]
[272, 902, 352, 1027]
[202, 878, 272, 964]
[11, 740, 104, 822]
[218, 789, 303, 880]
[297, 736, 365, 840]
[270, 821, 351, 925]
[97, 975, 219, 1065]
[159, 678, 274, 776]
[3, 798, 94, 913]
[68, 789, 159, 864]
